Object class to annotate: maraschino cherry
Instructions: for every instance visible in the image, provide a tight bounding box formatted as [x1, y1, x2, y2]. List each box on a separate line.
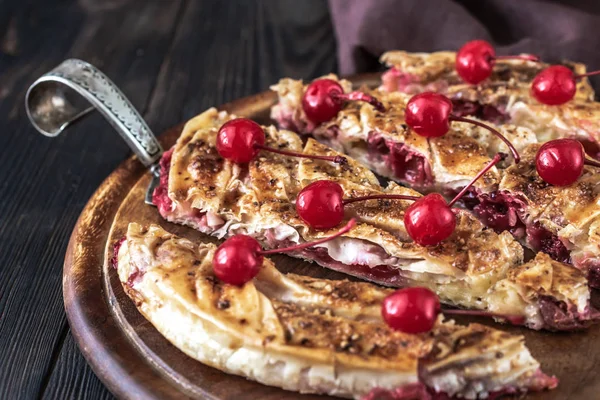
[456, 40, 539, 84]
[295, 180, 420, 230]
[382, 287, 525, 334]
[302, 78, 385, 124]
[404, 153, 503, 246]
[296, 153, 503, 246]
[213, 219, 356, 286]
[216, 118, 347, 164]
[404, 92, 520, 163]
[536, 139, 600, 186]
[531, 65, 600, 105]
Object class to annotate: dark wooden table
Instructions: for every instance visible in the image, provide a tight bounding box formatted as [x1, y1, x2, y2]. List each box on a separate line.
[0, 1, 337, 398]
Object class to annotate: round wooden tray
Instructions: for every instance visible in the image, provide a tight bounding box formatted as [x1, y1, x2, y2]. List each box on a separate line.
[64, 75, 600, 399]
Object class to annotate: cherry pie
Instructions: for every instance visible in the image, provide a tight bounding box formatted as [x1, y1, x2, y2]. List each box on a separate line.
[114, 222, 558, 399]
[151, 108, 598, 331]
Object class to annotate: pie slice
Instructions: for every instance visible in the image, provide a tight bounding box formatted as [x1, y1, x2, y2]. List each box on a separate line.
[379, 50, 594, 101]
[464, 144, 600, 288]
[270, 77, 600, 284]
[152, 108, 598, 331]
[271, 76, 536, 192]
[378, 50, 600, 153]
[115, 222, 558, 399]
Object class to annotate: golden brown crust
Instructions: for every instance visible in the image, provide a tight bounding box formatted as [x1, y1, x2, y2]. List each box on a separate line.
[169, 109, 236, 211]
[117, 223, 550, 398]
[309, 84, 505, 191]
[429, 131, 500, 188]
[299, 138, 383, 189]
[272, 300, 429, 361]
[500, 144, 600, 231]
[380, 51, 457, 83]
[507, 253, 589, 311]
[498, 145, 560, 219]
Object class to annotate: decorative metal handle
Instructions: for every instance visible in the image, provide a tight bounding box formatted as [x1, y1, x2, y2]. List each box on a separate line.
[25, 59, 163, 167]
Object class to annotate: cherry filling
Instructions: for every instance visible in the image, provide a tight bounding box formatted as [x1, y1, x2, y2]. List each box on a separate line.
[538, 296, 600, 331]
[362, 384, 535, 400]
[471, 190, 527, 238]
[456, 189, 572, 264]
[526, 223, 571, 264]
[381, 67, 419, 93]
[367, 132, 433, 188]
[588, 264, 600, 289]
[152, 148, 174, 217]
[361, 368, 556, 399]
[111, 237, 126, 269]
[304, 247, 406, 287]
[361, 383, 433, 400]
[111, 236, 144, 288]
[380, 67, 449, 95]
[579, 138, 600, 161]
[262, 230, 406, 286]
[451, 99, 510, 125]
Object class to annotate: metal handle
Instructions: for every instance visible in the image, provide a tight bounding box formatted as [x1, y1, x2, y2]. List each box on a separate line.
[25, 59, 163, 167]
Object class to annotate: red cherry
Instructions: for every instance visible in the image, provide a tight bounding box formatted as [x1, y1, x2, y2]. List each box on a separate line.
[404, 193, 456, 246]
[531, 66, 577, 106]
[296, 180, 420, 230]
[404, 153, 504, 246]
[456, 40, 496, 85]
[405, 92, 520, 162]
[535, 139, 600, 186]
[302, 79, 385, 124]
[213, 219, 356, 286]
[531, 66, 600, 106]
[382, 287, 440, 334]
[296, 180, 345, 229]
[456, 40, 539, 84]
[216, 118, 347, 165]
[216, 118, 264, 163]
[405, 92, 452, 138]
[302, 79, 344, 124]
[382, 287, 525, 334]
[213, 235, 264, 286]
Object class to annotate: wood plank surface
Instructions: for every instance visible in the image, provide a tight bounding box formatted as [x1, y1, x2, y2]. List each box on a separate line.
[0, 0, 335, 398]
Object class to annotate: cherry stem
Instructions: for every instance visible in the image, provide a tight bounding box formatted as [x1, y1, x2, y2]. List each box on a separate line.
[494, 54, 539, 63]
[574, 70, 600, 80]
[443, 308, 526, 325]
[260, 219, 356, 255]
[449, 115, 520, 163]
[332, 91, 386, 113]
[342, 194, 420, 205]
[585, 158, 600, 169]
[255, 145, 348, 166]
[448, 153, 504, 208]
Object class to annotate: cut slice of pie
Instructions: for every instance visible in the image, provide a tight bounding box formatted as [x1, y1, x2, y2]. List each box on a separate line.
[463, 144, 600, 288]
[379, 50, 594, 101]
[115, 222, 558, 399]
[152, 108, 598, 331]
[270, 77, 600, 284]
[379, 50, 600, 153]
[271, 75, 535, 192]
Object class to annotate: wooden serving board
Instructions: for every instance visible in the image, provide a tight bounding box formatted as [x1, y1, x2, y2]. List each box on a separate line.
[64, 75, 600, 399]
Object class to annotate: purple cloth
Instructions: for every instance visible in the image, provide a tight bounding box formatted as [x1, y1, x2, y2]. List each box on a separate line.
[329, 0, 600, 87]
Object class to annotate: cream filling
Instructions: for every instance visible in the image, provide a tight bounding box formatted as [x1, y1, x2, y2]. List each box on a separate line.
[168, 210, 543, 316]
